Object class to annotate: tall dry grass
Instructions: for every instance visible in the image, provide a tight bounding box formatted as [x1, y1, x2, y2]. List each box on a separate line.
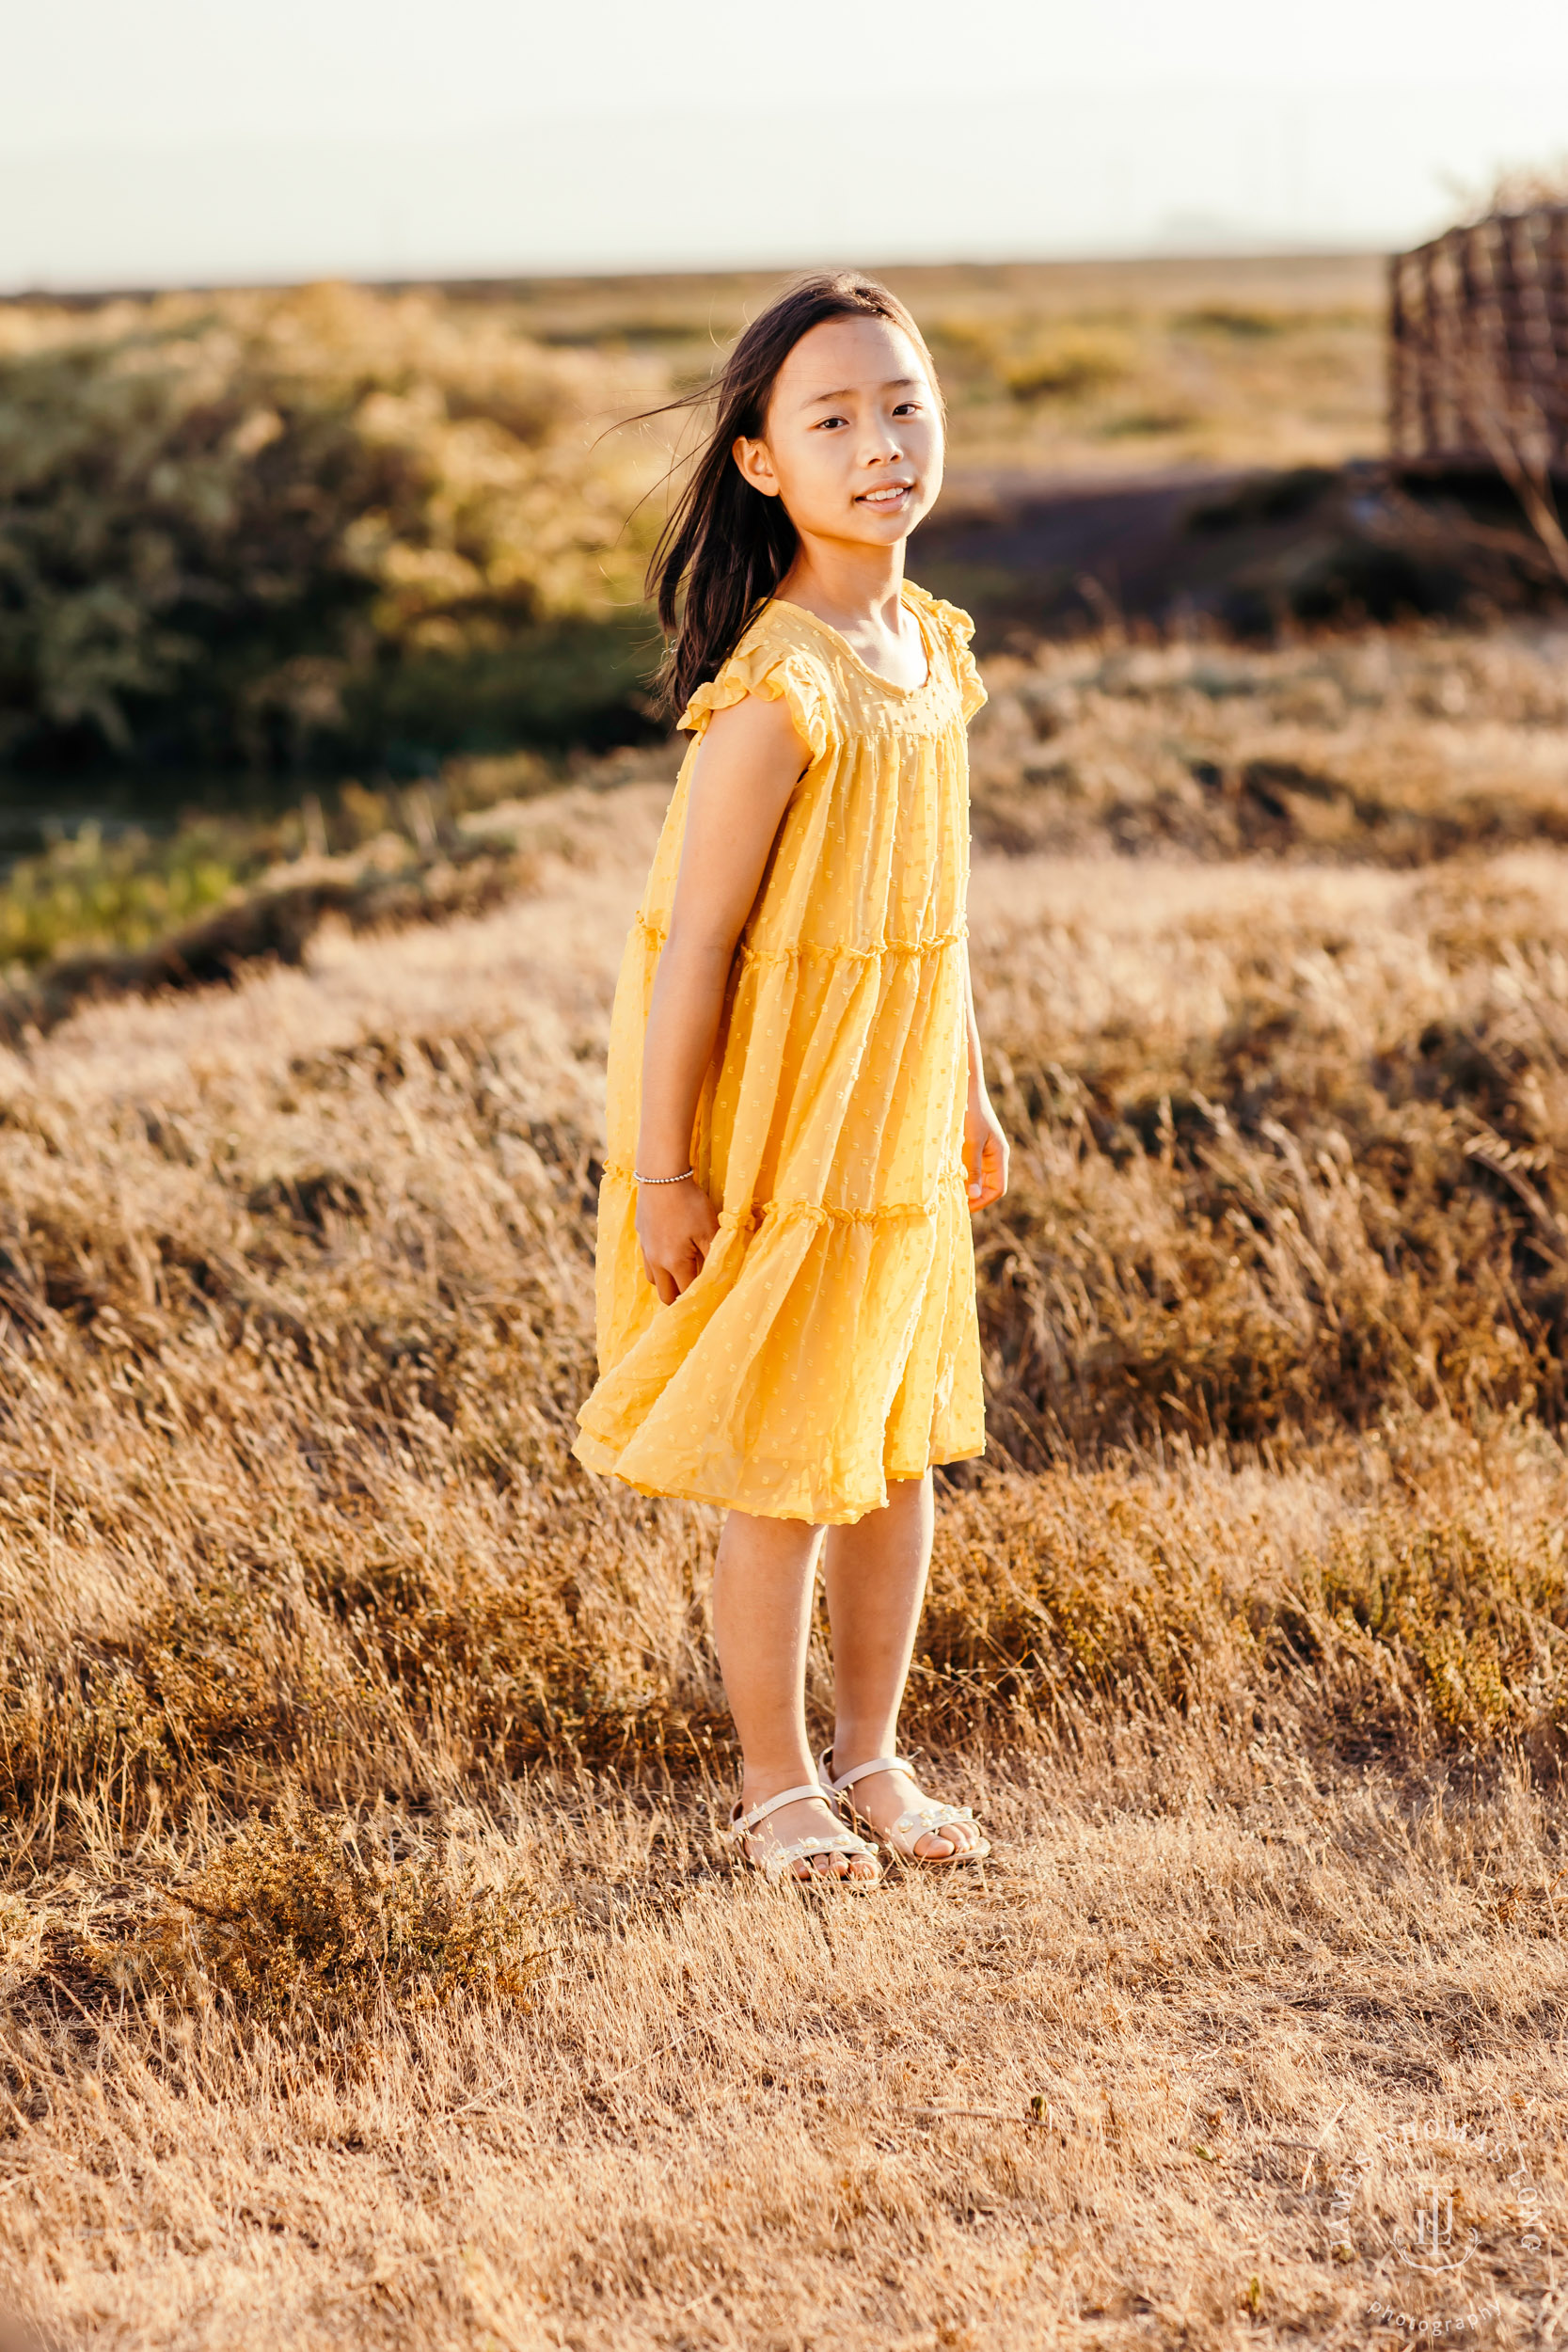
[2, 626, 1566, 2344]
[495, 250, 1386, 477]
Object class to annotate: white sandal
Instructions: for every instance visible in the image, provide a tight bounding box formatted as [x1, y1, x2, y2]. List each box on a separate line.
[724, 1782, 883, 1887]
[819, 1749, 990, 1867]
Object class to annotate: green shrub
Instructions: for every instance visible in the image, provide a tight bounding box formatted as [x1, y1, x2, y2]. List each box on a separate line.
[0, 285, 670, 774]
[1004, 330, 1133, 403]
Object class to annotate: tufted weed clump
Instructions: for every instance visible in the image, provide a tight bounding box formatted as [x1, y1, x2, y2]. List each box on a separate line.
[111, 1791, 552, 2027]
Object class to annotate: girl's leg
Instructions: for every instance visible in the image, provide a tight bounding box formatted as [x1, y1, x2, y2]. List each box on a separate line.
[711, 1507, 877, 1881]
[820, 1471, 979, 1859]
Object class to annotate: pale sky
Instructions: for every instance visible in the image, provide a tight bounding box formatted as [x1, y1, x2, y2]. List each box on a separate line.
[6, 0, 1568, 288]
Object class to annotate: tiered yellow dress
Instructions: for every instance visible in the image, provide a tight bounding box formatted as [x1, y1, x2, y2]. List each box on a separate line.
[572, 582, 987, 1524]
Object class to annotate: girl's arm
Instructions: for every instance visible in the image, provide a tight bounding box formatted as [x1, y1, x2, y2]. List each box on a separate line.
[636, 691, 807, 1305]
[962, 954, 1009, 1214]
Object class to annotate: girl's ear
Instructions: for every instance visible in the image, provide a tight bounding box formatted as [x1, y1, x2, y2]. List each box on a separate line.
[732, 435, 782, 501]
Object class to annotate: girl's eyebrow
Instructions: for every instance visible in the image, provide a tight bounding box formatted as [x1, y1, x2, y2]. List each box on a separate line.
[801, 375, 921, 406]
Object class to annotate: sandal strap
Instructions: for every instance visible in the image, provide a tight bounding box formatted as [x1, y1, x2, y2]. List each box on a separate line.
[725, 1783, 837, 1840]
[821, 1753, 915, 1797]
[886, 1800, 990, 1863]
[893, 1801, 976, 1838]
[747, 1826, 880, 1883]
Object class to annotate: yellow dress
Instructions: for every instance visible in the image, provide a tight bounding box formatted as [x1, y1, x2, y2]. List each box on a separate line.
[572, 582, 987, 1524]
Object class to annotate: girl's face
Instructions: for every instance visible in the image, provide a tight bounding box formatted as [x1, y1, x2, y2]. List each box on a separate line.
[732, 313, 943, 549]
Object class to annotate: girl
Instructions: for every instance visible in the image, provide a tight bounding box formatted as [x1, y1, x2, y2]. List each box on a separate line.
[574, 274, 1008, 1887]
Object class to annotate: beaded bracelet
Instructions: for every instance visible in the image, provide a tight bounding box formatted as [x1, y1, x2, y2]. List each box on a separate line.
[634, 1166, 695, 1185]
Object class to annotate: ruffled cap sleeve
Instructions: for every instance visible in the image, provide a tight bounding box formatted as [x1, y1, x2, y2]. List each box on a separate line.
[677, 638, 832, 765]
[908, 585, 986, 722]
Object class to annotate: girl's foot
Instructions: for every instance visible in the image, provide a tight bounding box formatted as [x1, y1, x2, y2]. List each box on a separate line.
[727, 1781, 882, 1885]
[821, 1749, 990, 1865]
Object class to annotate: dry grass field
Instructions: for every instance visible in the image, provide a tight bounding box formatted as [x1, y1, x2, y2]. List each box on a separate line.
[3, 620, 1568, 2347]
[483, 251, 1387, 481]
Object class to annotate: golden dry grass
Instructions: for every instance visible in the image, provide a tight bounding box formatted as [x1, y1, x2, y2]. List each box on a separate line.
[491, 251, 1387, 478]
[2, 1756, 1564, 2349]
[3, 626, 1567, 2346]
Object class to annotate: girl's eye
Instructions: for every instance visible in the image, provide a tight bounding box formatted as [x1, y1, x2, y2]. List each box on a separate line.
[894, 402, 922, 416]
[815, 414, 847, 430]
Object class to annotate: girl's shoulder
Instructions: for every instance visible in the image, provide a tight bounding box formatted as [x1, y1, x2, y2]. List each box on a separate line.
[676, 600, 839, 762]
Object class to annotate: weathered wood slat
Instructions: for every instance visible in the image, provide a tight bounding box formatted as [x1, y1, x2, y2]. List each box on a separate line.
[1390, 203, 1568, 470]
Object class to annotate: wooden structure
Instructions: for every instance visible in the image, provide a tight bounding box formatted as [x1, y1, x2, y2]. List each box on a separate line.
[1388, 206, 1568, 473]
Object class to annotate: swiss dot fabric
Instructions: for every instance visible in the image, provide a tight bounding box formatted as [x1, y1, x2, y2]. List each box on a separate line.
[572, 582, 987, 1524]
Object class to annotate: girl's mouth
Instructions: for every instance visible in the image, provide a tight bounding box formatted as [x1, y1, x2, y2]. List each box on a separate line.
[857, 483, 913, 508]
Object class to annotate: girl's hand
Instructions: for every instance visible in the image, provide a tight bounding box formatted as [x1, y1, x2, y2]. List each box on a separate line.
[963, 1091, 1009, 1214]
[637, 1177, 721, 1306]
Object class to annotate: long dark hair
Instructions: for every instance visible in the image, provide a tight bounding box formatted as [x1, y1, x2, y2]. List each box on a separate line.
[644, 273, 942, 717]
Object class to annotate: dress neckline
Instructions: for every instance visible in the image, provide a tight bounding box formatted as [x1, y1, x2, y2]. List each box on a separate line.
[768, 589, 931, 696]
